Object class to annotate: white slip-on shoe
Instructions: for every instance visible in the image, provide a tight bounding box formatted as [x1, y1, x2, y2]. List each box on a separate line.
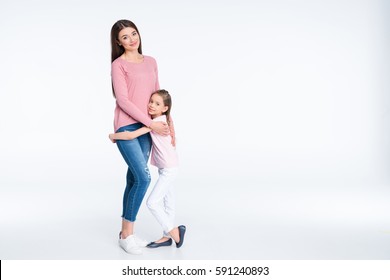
[133, 235, 148, 247]
[119, 234, 143, 255]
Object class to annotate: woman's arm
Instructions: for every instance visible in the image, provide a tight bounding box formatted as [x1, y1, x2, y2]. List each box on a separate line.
[111, 63, 153, 127]
[109, 127, 152, 142]
[149, 59, 170, 136]
[112, 62, 169, 136]
[154, 58, 160, 92]
[149, 121, 170, 136]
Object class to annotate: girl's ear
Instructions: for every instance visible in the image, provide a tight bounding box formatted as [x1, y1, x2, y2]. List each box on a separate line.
[162, 106, 169, 113]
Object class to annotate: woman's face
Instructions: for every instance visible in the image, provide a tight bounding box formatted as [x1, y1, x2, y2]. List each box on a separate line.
[117, 27, 140, 52]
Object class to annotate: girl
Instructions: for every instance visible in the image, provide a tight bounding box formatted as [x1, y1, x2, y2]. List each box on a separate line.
[110, 90, 186, 249]
[110, 20, 171, 255]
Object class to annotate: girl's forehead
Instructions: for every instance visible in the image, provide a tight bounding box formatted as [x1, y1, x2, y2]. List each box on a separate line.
[151, 94, 164, 102]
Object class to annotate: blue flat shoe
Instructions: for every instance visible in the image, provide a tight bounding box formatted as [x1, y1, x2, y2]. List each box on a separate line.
[146, 238, 172, 248]
[175, 225, 186, 248]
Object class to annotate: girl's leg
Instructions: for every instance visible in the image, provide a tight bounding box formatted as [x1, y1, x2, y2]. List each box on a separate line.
[150, 187, 176, 244]
[146, 168, 178, 237]
[163, 184, 176, 237]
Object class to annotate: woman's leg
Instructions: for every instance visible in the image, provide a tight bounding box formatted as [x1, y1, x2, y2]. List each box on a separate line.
[116, 124, 152, 238]
[138, 132, 152, 162]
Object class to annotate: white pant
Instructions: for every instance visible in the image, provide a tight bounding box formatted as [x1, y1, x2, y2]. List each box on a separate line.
[146, 167, 178, 236]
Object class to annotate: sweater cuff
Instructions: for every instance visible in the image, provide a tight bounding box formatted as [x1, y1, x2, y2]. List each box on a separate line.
[145, 119, 153, 128]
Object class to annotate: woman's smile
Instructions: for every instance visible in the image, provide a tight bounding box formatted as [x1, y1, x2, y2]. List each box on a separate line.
[129, 41, 138, 47]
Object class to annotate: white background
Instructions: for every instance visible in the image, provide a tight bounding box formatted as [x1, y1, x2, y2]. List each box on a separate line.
[0, 0, 389, 259]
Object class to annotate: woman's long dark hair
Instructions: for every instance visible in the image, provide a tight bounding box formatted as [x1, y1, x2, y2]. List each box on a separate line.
[110, 20, 143, 98]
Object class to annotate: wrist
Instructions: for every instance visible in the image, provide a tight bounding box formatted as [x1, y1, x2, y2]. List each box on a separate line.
[147, 119, 154, 129]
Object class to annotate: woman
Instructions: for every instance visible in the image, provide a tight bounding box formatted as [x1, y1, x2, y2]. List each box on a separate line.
[110, 19, 169, 255]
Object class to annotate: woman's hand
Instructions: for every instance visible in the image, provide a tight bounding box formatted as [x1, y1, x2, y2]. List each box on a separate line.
[150, 121, 170, 136]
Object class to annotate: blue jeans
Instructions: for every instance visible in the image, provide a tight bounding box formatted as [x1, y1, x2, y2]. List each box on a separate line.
[116, 123, 152, 222]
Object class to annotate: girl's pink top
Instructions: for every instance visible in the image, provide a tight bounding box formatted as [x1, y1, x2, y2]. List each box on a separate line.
[150, 115, 179, 168]
[111, 55, 159, 131]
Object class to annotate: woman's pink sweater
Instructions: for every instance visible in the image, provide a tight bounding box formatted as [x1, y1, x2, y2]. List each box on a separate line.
[111, 55, 159, 131]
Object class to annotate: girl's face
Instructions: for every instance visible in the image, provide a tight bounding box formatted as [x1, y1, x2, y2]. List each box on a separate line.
[117, 27, 140, 52]
[148, 94, 168, 117]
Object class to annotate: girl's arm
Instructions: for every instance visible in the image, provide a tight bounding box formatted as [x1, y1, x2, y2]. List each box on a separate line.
[169, 115, 176, 147]
[109, 127, 151, 143]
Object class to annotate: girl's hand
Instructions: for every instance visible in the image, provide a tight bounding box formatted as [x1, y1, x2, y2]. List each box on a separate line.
[109, 134, 116, 143]
[168, 116, 176, 147]
[171, 136, 176, 147]
[150, 121, 170, 136]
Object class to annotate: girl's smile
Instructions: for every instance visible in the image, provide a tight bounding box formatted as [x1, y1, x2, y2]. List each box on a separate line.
[148, 94, 168, 118]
